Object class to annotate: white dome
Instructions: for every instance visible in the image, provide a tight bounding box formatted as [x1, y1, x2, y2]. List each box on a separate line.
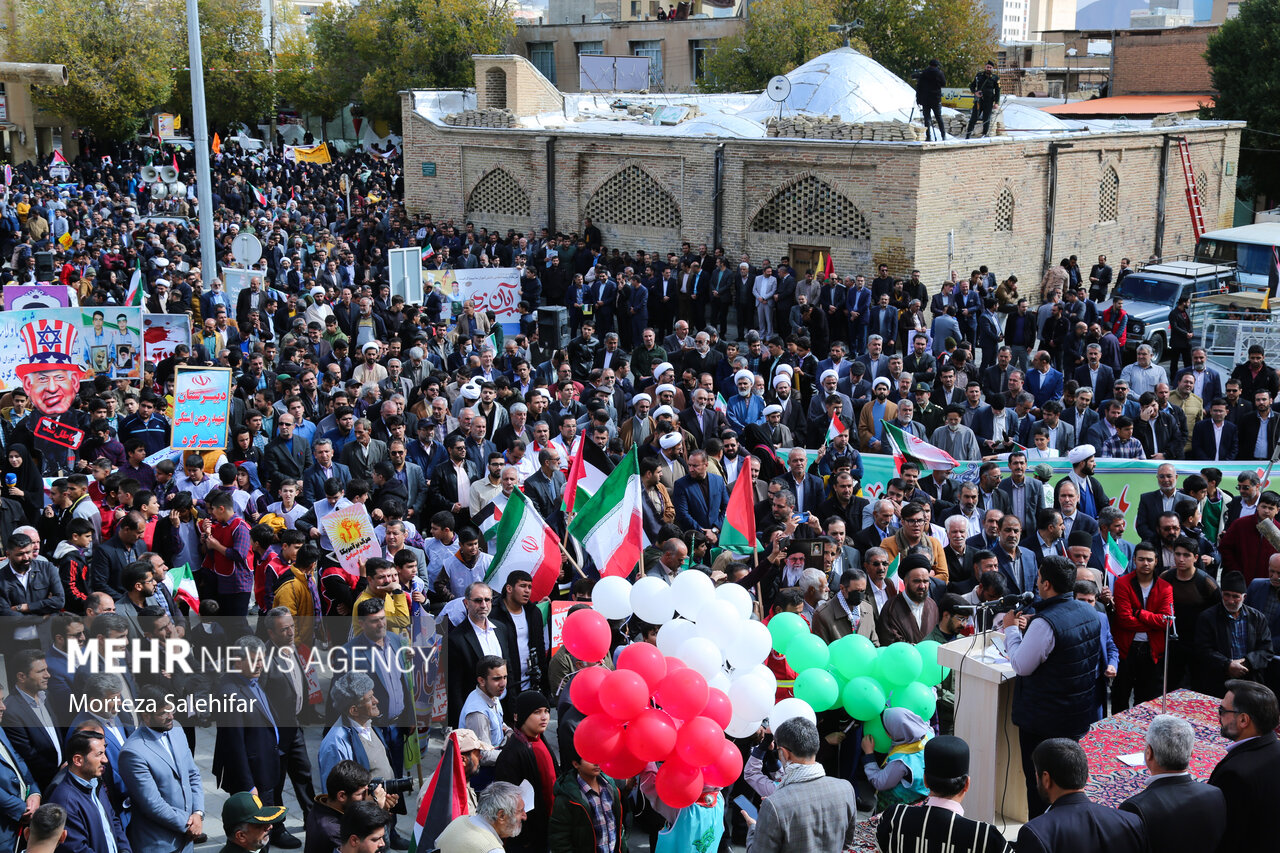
[737, 47, 919, 124]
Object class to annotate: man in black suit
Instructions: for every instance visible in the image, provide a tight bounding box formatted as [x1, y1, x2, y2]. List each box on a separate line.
[1210, 680, 1280, 853]
[1016, 739, 1146, 853]
[1193, 571, 1273, 697]
[261, 607, 317, 834]
[213, 635, 284, 831]
[1120, 714, 1225, 853]
[1135, 463, 1183, 543]
[680, 387, 728, 449]
[1191, 397, 1239, 461]
[2, 649, 63, 790]
[446, 581, 516, 729]
[1236, 388, 1280, 460]
[1073, 344, 1115, 405]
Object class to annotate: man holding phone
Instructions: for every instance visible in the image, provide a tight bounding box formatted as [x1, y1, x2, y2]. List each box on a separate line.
[351, 558, 411, 639]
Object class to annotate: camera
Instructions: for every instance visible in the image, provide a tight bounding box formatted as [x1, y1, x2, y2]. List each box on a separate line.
[371, 776, 415, 796]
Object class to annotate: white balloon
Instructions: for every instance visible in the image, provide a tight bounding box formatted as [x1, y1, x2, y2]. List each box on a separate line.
[728, 674, 775, 721]
[671, 569, 715, 621]
[748, 664, 778, 695]
[592, 575, 633, 620]
[631, 576, 675, 625]
[770, 697, 817, 729]
[715, 582, 753, 621]
[726, 713, 764, 739]
[656, 618, 698, 657]
[726, 619, 773, 671]
[677, 636, 725, 680]
[708, 670, 732, 694]
[694, 600, 742, 650]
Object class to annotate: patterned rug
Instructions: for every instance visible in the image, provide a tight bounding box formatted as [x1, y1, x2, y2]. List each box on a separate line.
[1082, 689, 1228, 808]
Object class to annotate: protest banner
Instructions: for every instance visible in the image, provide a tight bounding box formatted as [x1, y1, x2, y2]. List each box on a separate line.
[34, 417, 84, 450]
[171, 366, 233, 450]
[143, 313, 192, 365]
[0, 307, 145, 392]
[423, 268, 522, 333]
[3, 284, 76, 310]
[319, 503, 380, 575]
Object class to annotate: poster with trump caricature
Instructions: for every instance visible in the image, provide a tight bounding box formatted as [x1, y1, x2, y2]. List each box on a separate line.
[0, 308, 145, 404]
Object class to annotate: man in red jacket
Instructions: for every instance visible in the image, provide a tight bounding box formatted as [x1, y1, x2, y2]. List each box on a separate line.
[1220, 491, 1280, 584]
[1112, 540, 1175, 712]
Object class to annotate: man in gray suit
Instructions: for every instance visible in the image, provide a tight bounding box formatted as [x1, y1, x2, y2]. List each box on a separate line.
[998, 451, 1046, 533]
[341, 419, 389, 482]
[386, 440, 429, 521]
[118, 684, 205, 853]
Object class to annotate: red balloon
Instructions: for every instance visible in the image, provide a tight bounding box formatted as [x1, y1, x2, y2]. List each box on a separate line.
[624, 708, 678, 762]
[655, 759, 705, 810]
[618, 642, 668, 692]
[599, 750, 648, 781]
[664, 656, 686, 673]
[573, 714, 624, 765]
[675, 716, 725, 767]
[562, 609, 611, 663]
[702, 739, 745, 788]
[702, 688, 732, 729]
[599, 669, 649, 721]
[654, 667, 709, 720]
[568, 666, 610, 717]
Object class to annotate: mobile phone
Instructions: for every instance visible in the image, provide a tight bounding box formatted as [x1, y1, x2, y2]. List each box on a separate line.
[792, 511, 810, 524]
[733, 795, 758, 821]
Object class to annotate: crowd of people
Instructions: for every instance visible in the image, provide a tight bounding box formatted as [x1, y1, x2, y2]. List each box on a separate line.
[0, 135, 1277, 853]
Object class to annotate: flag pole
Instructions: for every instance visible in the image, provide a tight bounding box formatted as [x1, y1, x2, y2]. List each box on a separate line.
[558, 536, 587, 579]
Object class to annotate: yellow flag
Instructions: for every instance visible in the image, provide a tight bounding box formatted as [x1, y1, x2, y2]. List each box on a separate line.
[58, 232, 73, 249]
[293, 144, 331, 164]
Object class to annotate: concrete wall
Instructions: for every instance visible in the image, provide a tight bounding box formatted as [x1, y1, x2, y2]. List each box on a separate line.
[513, 18, 745, 92]
[402, 91, 1241, 303]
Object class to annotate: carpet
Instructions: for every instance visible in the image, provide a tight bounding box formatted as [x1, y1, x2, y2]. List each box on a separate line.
[1081, 689, 1228, 807]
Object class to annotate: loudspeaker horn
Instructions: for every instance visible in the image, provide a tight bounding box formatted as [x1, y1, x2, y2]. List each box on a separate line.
[140, 165, 159, 183]
[159, 165, 178, 183]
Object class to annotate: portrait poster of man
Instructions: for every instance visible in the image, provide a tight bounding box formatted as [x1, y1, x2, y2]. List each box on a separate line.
[0, 307, 145, 390]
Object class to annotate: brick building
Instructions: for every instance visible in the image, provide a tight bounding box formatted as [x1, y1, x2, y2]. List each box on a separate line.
[402, 49, 1242, 289]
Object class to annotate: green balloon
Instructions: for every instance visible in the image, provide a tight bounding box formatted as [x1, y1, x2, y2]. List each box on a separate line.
[915, 640, 949, 686]
[830, 634, 878, 680]
[785, 632, 831, 673]
[769, 612, 808, 652]
[828, 665, 850, 694]
[890, 681, 938, 721]
[841, 676, 887, 721]
[794, 669, 840, 712]
[878, 642, 923, 688]
[864, 715, 893, 752]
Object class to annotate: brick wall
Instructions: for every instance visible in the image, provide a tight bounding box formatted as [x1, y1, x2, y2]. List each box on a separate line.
[402, 93, 1242, 309]
[1112, 27, 1217, 96]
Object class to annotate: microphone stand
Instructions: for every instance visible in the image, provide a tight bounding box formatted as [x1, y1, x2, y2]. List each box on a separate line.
[1161, 615, 1178, 715]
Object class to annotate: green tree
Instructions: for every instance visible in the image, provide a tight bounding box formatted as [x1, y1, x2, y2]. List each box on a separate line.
[276, 4, 353, 133]
[282, 0, 517, 131]
[1204, 0, 1280, 199]
[700, 0, 841, 92]
[169, 0, 278, 132]
[834, 0, 998, 88]
[12, 0, 181, 140]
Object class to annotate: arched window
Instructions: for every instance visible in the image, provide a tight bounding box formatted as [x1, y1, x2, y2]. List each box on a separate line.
[995, 187, 1015, 232]
[583, 165, 680, 229]
[465, 168, 530, 218]
[750, 175, 869, 240]
[1099, 166, 1119, 223]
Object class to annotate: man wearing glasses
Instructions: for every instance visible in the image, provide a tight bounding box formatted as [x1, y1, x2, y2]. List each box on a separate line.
[446, 581, 515, 730]
[1210, 680, 1280, 852]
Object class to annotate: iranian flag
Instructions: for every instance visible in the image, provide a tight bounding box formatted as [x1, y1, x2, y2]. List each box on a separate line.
[568, 446, 644, 578]
[408, 732, 470, 853]
[249, 183, 268, 206]
[714, 392, 728, 416]
[826, 414, 849, 444]
[125, 264, 144, 307]
[563, 431, 614, 515]
[719, 463, 758, 554]
[882, 419, 957, 471]
[164, 563, 200, 611]
[1104, 534, 1129, 581]
[484, 487, 561, 603]
[886, 552, 900, 578]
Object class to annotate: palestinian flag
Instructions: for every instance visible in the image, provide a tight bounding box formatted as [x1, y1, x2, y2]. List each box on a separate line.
[714, 393, 728, 416]
[164, 563, 200, 611]
[408, 732, 470, 853]
[125, 264, 144, 307]
[563, 430, 614, 515]
[474, 492, 508, 546]
[249, 183, 268, 207]
[826, 414, 849, 444]
[485, 486, 561, 603]
[882, 419, 957, 471]
[1104, 534, 1129, 581]
[568, 446, 644, 578]
[52, 149, 69, 165]
[719, 463, 758, 554]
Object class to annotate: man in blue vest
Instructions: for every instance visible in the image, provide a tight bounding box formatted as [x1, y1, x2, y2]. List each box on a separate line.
[1001, 555, 1102, 819]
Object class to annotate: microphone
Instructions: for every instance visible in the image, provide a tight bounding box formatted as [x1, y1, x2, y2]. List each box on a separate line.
[954, 592, 1034, 614]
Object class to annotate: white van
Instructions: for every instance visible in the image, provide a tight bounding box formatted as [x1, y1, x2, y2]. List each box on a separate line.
[1196, 223, 1280, 291]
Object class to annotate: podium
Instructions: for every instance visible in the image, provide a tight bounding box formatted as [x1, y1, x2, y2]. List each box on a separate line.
[937, 632, 1028, 826]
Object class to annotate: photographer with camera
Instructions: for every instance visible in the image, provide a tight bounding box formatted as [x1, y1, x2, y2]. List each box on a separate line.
[303, 761, 391, 853]
[915, 59, 947, 142]
[489, 571, 549, 697]
[965, 60, 1001, 139]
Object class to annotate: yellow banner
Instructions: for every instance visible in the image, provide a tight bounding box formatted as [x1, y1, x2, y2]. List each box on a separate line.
[292, 144, 331, 164]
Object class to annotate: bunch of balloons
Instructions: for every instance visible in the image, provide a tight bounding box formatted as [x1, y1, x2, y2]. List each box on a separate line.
[560, 607, 744, 808]
[767, 613, 949, 749]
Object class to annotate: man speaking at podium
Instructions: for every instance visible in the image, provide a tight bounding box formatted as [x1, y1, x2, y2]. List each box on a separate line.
[1000, 555, 1102, 819]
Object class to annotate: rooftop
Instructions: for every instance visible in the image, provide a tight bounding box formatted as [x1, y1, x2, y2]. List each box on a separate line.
[1041, 94, 1214, 115]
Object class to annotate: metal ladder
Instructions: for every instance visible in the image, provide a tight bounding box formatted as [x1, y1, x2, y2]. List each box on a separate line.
[1176, 137, 1206, 240]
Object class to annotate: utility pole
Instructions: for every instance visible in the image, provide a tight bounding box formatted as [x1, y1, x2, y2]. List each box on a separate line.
[186, 0, 217, 288]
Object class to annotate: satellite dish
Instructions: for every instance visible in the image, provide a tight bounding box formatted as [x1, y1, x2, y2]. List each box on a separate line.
[766, 75, 792, 102]
[232, 233, 264, 267]
[140, 166, 159, 183]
